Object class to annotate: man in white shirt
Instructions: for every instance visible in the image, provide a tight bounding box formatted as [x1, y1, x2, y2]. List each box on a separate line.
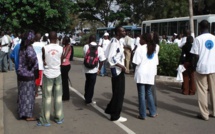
[32, 33, 45, 96]
[123, 35, 133, 74]
[98, 32, 110, 76]
[190, 20, 215, 121]
[105, 26, 127, 122]
[37, 31, 64, 126]
[83, 35, 106, 104]
[0, 31, 9, 72]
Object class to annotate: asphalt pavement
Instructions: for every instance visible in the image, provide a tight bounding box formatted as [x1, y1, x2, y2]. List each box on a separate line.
[1, 59, 215, 134]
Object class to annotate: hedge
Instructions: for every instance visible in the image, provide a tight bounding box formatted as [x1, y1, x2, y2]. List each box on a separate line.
[157, 43, 181, 77]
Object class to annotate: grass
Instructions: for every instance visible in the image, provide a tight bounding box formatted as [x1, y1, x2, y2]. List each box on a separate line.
[74, 46, 84, 58]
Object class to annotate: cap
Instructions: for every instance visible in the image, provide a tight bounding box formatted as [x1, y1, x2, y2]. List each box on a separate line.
[45, 33, 49, 37]
[104, 32, 109, 36]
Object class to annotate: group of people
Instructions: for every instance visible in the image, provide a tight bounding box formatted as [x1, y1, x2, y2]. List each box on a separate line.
[8, 31, 73, 126]
[1, 19, 215, 127]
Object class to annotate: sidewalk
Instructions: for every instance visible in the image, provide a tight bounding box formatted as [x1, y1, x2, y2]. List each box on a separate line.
[0, 73, 4, 134]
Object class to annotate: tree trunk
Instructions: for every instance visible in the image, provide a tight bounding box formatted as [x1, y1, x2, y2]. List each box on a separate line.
[189, 0, 194, 36]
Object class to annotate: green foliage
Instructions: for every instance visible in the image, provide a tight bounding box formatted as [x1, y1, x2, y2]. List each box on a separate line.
[158, 43, 181, 77]
[74, 46, 84, 58]
[0, 0, 78, 33]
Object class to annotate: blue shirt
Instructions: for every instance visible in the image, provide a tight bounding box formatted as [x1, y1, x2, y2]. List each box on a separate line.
[10, 44, 20, 71]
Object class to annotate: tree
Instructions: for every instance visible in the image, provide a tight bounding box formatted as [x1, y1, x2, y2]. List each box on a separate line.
[189, 0, 194, 34]
[77, 0, 123, 27]
[0, 0, 77, 33]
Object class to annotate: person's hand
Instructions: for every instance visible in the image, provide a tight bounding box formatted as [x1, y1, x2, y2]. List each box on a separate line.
[97, 70, 100, 75]
[121, 66, 127, 72]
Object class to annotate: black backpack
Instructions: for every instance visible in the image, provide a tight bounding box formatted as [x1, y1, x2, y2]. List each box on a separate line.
[84, 44, 99, 69]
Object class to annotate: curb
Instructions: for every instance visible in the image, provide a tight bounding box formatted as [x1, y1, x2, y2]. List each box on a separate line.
[73, 57, 181, 83]
[0, 73, 4, 134]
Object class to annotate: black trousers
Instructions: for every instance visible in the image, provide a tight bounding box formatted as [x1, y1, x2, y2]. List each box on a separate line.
[61, 65, 71, 100]
[84, 73, 97, 103]
[105, 72, 125, 121]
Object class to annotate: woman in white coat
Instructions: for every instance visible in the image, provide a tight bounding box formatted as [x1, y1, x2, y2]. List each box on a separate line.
[132, 33, 159, 120]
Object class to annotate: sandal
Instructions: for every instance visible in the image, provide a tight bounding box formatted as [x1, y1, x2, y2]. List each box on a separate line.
[137, 115, 146, 120]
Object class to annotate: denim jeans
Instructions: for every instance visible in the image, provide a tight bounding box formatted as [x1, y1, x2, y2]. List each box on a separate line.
[8, 50, 13, 71]
[100, 61, 107, 76]
[0, 51, 8, 72]
[137, 83, 156, 118]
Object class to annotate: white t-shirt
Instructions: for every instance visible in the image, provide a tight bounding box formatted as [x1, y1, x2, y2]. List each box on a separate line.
[108, 38, 125, 76]
[134, 37, 141, 48]
[43, 43, 63, 78]
[32, 42, 45, 70]
[174, 38, 182, 46]
[1, 35, 9, 53]
[98, 38, 110, 57]
[132, 44, 159, 85]
[190, 33, 215, 74]
[83, 42, 106, 74]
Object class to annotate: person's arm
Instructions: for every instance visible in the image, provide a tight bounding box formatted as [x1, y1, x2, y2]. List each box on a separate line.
[42, 47, 46, 66]
[62, 45, 71, 62]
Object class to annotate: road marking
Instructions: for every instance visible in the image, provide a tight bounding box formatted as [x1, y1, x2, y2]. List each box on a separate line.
[69, 86, 136, 134]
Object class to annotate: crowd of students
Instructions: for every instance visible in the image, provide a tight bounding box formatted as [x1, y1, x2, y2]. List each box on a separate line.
[1, 19, 215, 127]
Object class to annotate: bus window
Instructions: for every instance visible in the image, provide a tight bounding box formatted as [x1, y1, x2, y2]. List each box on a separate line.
[168, 22, 177, 35]
[142, 24, 146, 34]
[159, 22, 167, 35]
[151, 23, 159, 33]
[212, 22, 215, 35]
[146, 26, 150, 33]
[178, 21, 189, 34]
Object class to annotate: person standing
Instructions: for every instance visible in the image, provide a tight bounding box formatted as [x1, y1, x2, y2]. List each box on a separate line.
[32, 33, 45, 97]
[37, 31, 64, 126]
[16, 31, 38, 121]
[179, 36, 196, 95]
[132, 33, 158, 120]
[61, 36, 71, 101]
[0, 31, 9, 72]
[98, 32, 110, 76]
[190, 20, 215, 120]
[104, 26, 127, 122]
[83, 35, 106, 104]
[123, 34, 133, 74]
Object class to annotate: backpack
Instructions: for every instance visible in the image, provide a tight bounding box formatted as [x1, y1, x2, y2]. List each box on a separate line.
[84, 44, 99, 69]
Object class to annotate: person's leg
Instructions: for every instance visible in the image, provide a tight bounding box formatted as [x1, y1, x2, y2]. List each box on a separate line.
[8, 50, 13, 71]
[100, 64, 105, 76]
[53, 75, 64, 122]
[108, 72, 125, 121]
[151, 83, 157, 107]
[137, 83, 146, 118]
[0, 51, 4, 71]
[145, 84, 157, 116]
[195, 72, 209, 120]
[2, 52, 8, 72]
[38, 75, 54, 125]
[189, 69, 196, 95]
[84, 73, 97, 103]
[61, 65, 71, 100]
[124, 49, 130, 73]
[208, 73, 215, 116]
[182, 70, 189, 95]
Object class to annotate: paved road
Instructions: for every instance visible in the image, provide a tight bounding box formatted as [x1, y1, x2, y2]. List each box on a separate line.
[1, 60, 215, 134]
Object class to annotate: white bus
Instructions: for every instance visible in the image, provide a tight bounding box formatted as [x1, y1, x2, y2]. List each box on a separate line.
[141, 14, 215, 37]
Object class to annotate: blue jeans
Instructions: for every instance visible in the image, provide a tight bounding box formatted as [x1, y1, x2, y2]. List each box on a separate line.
[137, 83, 156, 118]
[8, 50, 13, 71]
[0, 51, 8, 72]
[100, 61, 107, 76]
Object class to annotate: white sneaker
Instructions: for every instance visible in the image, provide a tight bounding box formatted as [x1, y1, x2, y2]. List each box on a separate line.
[114, 117, 127, 122]
[86, 101, 96, 105]
[91, 101, 96, 105]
